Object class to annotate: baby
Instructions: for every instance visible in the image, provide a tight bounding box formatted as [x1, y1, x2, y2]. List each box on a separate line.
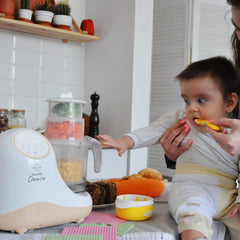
[98, 56, 240, 240]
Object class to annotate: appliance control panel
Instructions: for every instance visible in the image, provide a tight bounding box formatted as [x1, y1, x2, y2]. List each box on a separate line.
[13, 130, 50, 159]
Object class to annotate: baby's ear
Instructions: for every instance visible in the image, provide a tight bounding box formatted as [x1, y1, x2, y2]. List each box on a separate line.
[226, 93, 238, 113]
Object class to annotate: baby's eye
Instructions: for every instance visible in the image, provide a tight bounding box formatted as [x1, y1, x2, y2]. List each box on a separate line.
[198, 98, 207, 103]
[184, 99, 191, 105]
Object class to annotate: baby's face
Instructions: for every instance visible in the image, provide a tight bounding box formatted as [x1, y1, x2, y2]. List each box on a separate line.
[181, 76, 228, 131]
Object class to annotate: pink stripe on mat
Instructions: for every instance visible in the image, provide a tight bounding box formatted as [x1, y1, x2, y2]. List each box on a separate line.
[62, 226, 117, 240]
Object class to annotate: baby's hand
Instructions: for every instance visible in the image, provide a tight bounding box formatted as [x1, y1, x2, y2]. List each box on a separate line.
[230, 203, 240, 225]
[97, 134, 134, 157]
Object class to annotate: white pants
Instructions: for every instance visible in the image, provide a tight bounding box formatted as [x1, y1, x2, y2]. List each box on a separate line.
[169, 174, 238, 240]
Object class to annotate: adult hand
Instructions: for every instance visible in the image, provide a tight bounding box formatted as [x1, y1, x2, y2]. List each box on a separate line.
[206, 118, 240, 155]
[230, 203, 240, 226]
[159, 118, 193, 162]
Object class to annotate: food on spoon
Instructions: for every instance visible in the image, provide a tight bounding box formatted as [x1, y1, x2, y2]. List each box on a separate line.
[194, 119, 220, 131]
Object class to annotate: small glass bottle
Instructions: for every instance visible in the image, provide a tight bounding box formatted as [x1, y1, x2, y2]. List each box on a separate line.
[10, 109, 26, 128]
[0, 109, 8, 133]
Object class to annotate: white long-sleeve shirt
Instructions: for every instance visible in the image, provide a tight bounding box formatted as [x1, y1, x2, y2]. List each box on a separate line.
[126, 109, 240, 201]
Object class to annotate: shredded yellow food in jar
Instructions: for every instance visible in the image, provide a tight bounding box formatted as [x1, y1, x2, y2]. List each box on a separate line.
[57, 158, 83, 182]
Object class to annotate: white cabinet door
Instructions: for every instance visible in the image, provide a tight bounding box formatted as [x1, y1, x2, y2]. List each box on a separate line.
[149, 0, 233, 177]
[191, 0, 233, 62]
[149, 0, 192, 177]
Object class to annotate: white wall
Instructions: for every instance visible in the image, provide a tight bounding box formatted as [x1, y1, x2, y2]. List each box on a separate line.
[85, 0, 154, 174]
[84, 0, 135, 137]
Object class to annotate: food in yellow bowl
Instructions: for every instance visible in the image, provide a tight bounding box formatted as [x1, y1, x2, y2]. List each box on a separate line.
[115, 194, 153, 221]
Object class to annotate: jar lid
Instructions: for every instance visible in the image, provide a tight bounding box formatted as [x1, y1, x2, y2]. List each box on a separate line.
[46, 98, 86, 105]
[11, 109, 25, 112]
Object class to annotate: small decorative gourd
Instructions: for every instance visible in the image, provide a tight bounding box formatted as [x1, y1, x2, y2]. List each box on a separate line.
[80, 19, 94, 35]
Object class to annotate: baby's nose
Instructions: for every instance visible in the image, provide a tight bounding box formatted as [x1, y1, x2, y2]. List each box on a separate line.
[189, 102, 199, 112]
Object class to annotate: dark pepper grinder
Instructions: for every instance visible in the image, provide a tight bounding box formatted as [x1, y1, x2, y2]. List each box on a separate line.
[89, 92, 100, 139]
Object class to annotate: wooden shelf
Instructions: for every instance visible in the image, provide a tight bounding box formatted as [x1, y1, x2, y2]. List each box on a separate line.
[0, 17, 100, 43]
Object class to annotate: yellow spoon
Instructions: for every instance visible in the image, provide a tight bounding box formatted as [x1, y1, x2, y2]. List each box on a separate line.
[194, 119, 221, 131]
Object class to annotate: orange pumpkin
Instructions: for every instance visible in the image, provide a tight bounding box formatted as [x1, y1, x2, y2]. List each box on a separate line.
[105, 178, 165, 198]
[80, 19, 94, 35]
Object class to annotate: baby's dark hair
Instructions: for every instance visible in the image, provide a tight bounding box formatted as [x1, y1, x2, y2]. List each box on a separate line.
[227, 0, 240, 8]
[176, 56, 240, 101]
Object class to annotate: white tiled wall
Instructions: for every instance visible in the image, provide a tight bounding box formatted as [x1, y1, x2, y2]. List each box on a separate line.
[0, 29, 86, 130]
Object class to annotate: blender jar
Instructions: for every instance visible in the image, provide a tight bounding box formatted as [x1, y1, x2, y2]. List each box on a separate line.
[51, 136, 102, 193]
[46, 97, 102, 193]
[46, 98, 86, 140]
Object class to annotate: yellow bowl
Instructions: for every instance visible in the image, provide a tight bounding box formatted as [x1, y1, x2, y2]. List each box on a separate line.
[115, 194, 153, 221]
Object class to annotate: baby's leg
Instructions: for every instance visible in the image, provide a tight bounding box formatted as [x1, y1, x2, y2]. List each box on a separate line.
[178, 212, 212, 240]
[181, 230, 206, 239]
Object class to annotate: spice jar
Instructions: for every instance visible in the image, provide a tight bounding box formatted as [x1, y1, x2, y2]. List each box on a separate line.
[0, 109, 8, 133]
[10, 109, 26, 128]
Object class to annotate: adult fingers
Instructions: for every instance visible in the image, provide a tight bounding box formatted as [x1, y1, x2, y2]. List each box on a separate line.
[171, 124, 190, 146]
[209, 118, 236, 130]
[230, 205, 239, 218]
[175, 139, 193, 155]
[160, 118, 187, 143]
[207, 128, 235, 155]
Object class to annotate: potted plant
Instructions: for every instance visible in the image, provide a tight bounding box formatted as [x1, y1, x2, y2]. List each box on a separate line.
[34, 0, 54, 26]
[0, 0, 16, 19]
[53, 2, 71, 30]
[18, 0, 33, 22]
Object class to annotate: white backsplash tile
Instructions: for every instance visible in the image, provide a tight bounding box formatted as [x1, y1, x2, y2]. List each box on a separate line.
[64, 82, 85, 99]
[0, 95, 11, 107]
[14, 32, 42, 52]
[0, 30, 14, 48]
[0, 64, 12, 80]
[41, 68, 65, 84]
[64, 70, 85, 84]
[42, 38, 65, 56]
[42, 52, 65, 70]
[65, 55, 85, 71]
[15, 65, 40, 82]
[0, 30, 86, 130]
[14, 80, 39, 97]
[0, 48, 14, 64]
[65, 42, 85, 57]
[15, 49, 41, 67]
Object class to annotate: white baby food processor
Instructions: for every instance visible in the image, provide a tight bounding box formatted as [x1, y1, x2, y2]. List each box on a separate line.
[0, 96, 102, 234]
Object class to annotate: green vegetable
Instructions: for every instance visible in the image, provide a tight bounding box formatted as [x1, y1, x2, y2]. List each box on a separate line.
[52, 103, 80, 117]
